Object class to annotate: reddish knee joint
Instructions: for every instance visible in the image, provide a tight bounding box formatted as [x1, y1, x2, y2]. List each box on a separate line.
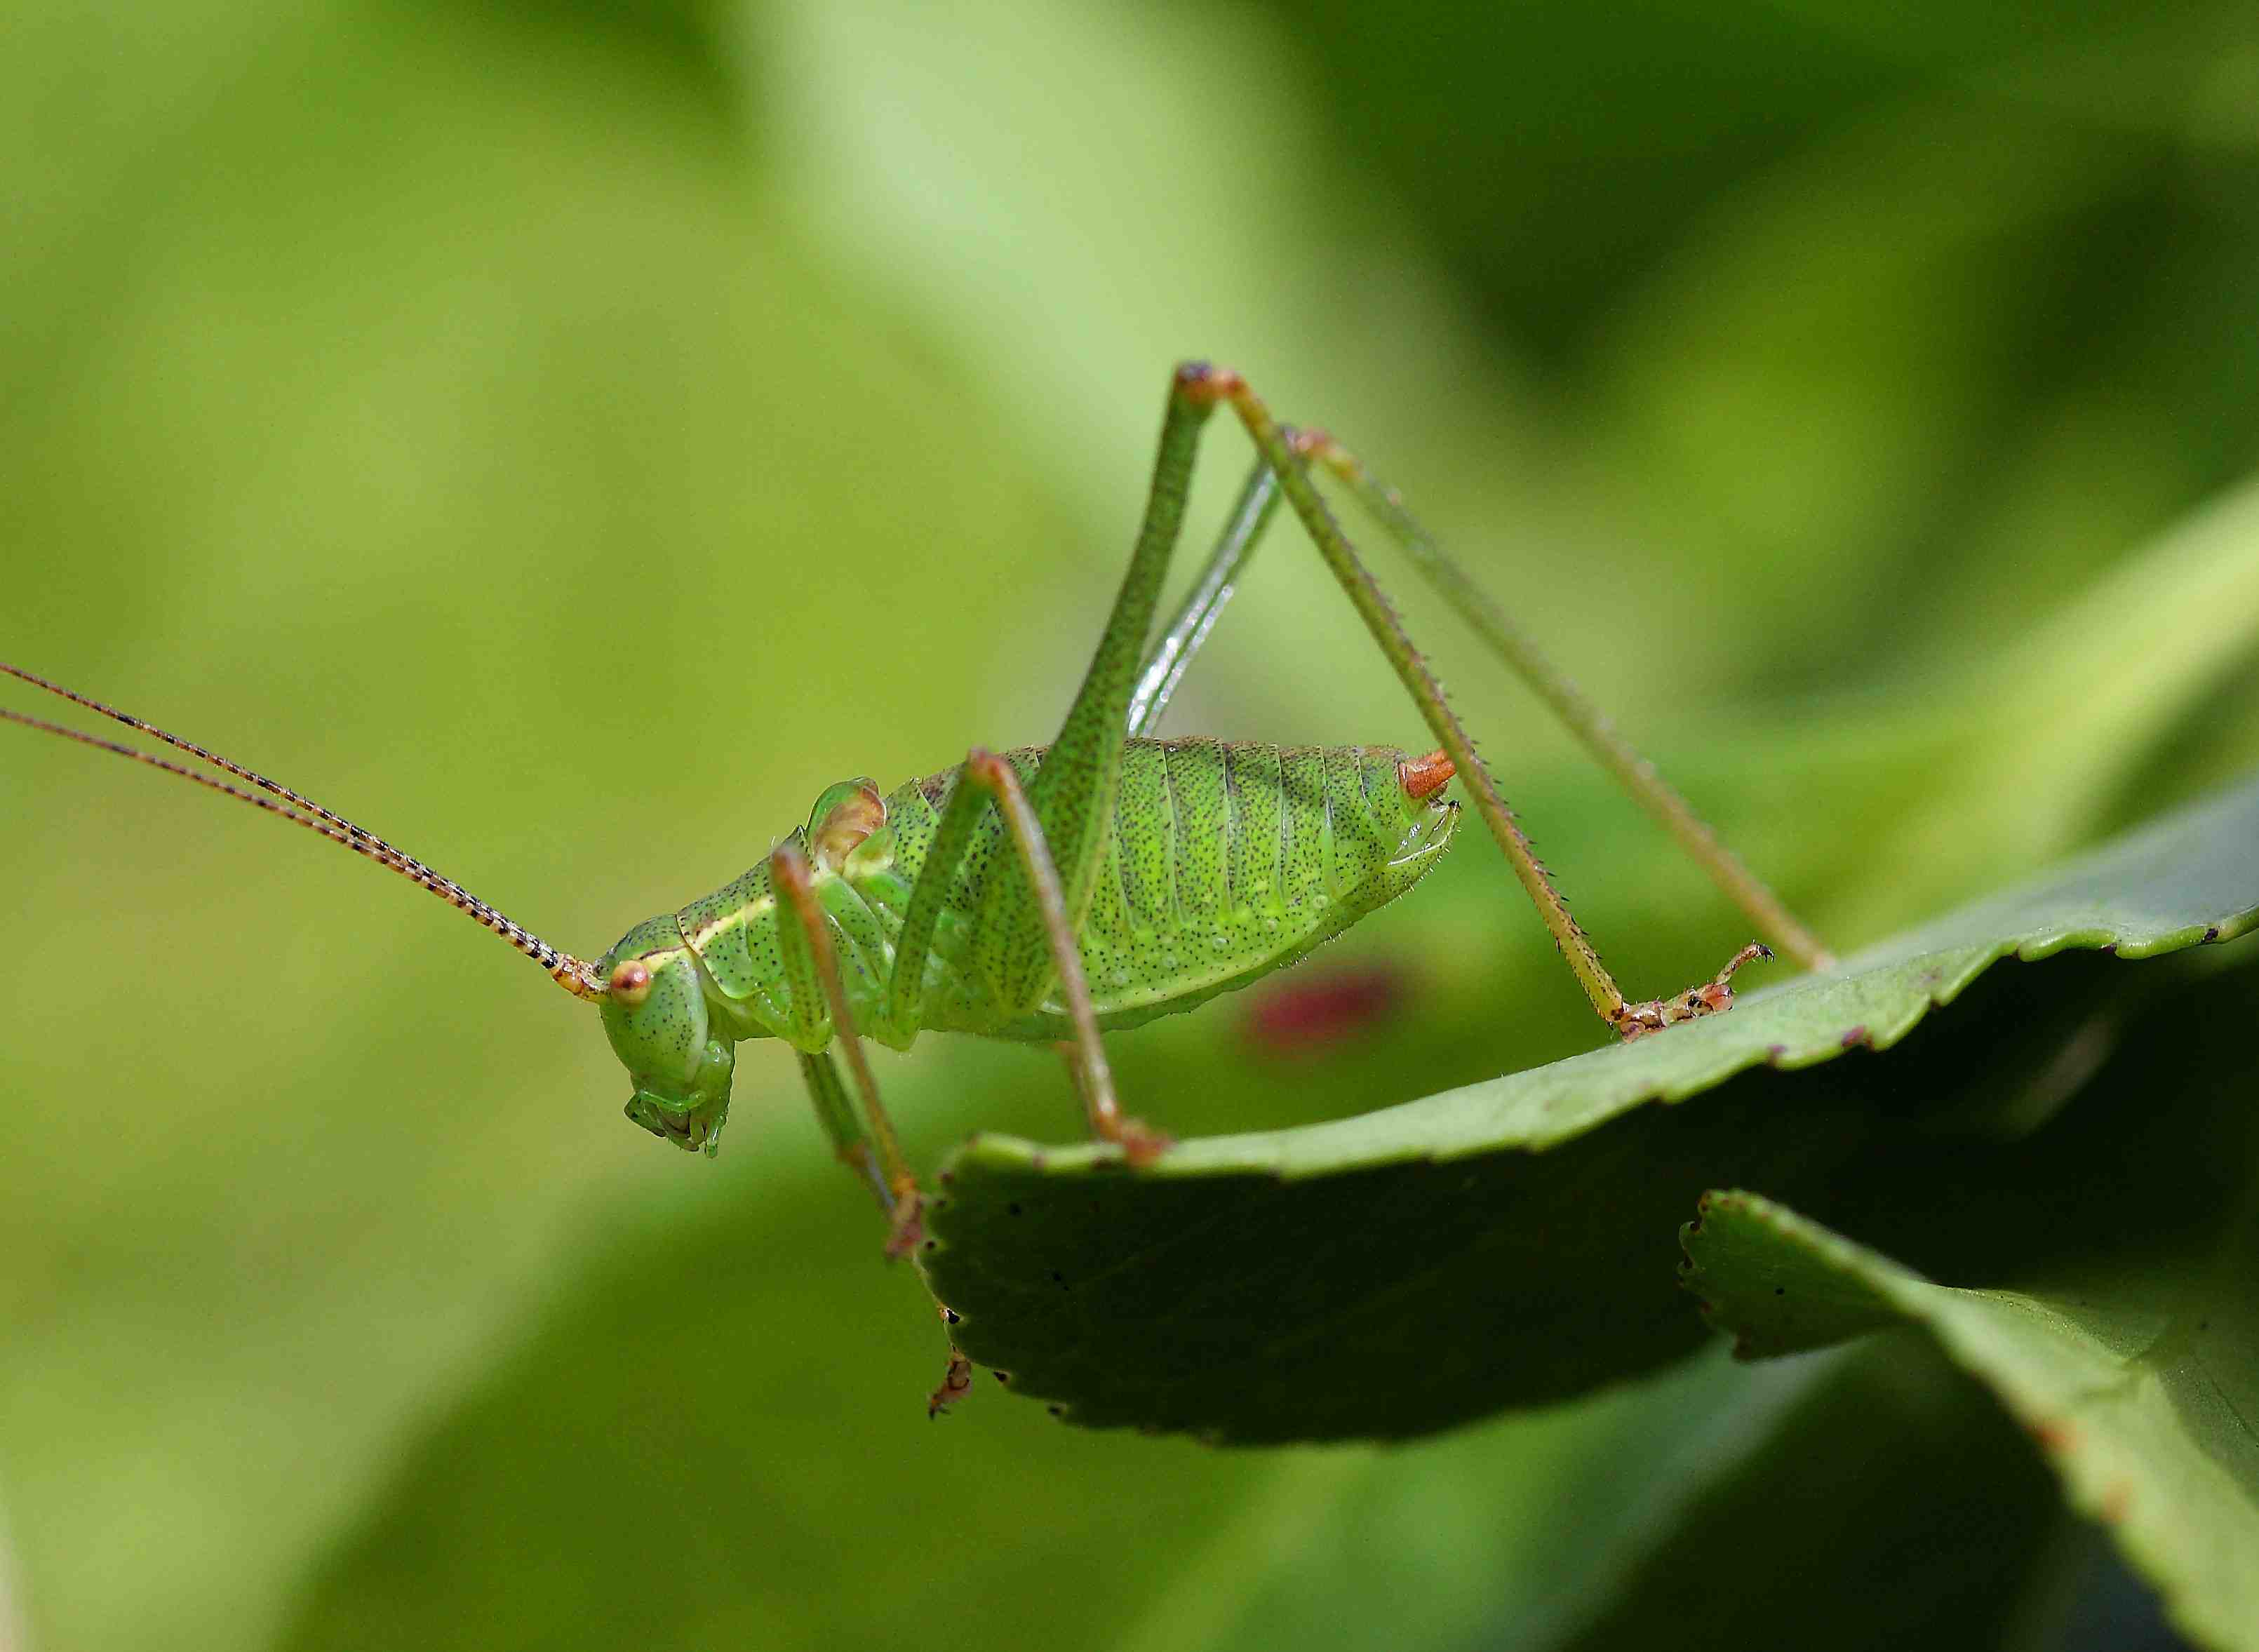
[1174, 360, 1245, 408]
[967, 747, 1013, 791]
[768, 838, 812, 889]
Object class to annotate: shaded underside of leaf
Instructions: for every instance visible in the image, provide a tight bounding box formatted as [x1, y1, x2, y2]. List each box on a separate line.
[1680, 961, 2259, 1652]
[919, 777, 2259, 1442]
[1541, 1338, 2074, 1652]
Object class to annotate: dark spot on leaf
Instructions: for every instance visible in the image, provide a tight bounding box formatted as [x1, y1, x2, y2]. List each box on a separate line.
[2204, 925, 2220, 942]
[1774, 1286, 1785, 1295]
[1047, 1404, 1064, 1417]
[1840, 1024, 1868, 1048]
[1007, 1202, 1023, 1216]
[1050, 1270, 1067, 1287]
[1031, 1152, 1049, 1171]
[993, 1371, 1010, 1384]
[1766, 1042, 1787, 1064]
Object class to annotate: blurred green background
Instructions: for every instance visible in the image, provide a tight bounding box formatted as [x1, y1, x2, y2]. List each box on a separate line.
[4, 1, 2257, 1647]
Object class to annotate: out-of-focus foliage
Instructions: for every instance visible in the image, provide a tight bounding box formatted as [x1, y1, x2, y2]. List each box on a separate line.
[1, 1, 2255, 1648]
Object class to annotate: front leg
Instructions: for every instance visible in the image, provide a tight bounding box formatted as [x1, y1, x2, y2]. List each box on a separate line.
[772, 840, 925, 1254]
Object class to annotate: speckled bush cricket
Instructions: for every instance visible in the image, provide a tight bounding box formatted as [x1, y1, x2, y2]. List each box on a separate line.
[1, 363, 1832, 1261]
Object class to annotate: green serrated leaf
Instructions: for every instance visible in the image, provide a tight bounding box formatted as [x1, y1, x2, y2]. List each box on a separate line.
[1680, 963, 2259, 1652]
[918, 776, 2259, 1442]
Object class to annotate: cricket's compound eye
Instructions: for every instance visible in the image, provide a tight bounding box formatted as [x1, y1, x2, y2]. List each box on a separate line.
[608, 958, 653, 1006]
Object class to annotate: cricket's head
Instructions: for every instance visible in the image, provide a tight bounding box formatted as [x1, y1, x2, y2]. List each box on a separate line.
[598, 913, 737, 1156]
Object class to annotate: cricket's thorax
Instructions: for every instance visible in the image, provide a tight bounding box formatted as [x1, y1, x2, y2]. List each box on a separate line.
[653, 737, 1458, 1053]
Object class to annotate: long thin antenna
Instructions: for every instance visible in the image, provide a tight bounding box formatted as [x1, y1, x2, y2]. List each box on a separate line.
[2, 662, 605, 1002]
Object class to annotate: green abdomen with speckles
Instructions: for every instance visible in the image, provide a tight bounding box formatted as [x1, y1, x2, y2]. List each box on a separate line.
[673, 737, 1459, 1052]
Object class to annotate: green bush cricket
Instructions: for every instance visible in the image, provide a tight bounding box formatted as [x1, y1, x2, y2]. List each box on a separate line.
[3, 364, 1831, 1272]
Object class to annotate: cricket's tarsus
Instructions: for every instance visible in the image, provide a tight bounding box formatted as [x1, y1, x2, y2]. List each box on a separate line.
[927, 1348, 974, 1418]
[1609, 941, 1774, 1040]
[4, 360, 1830, 1322]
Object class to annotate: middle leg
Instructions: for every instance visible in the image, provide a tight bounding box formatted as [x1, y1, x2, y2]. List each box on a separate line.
[965, 748, 1167, 1160]
[887, 746, 1169, 1161]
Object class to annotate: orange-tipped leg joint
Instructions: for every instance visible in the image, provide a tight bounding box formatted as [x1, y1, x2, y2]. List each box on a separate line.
[1398, 748, 1456, 802]
[1109, 1119, 1174, 1168]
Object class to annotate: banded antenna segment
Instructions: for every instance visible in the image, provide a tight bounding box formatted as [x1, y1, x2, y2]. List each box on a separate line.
[1, 661, 605, 1002]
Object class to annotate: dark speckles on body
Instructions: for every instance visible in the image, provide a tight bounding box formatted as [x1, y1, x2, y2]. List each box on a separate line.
[863, 737, 1456, 1042]
[674, 737, 1460, 1056]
